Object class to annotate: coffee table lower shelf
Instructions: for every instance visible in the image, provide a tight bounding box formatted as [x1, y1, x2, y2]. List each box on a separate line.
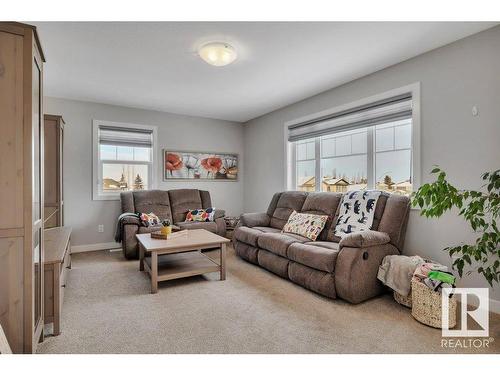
[143, 251, 221, 286]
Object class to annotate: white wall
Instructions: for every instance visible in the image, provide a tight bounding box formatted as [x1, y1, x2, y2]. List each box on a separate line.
[243, 26, 500, 302]
[44, 97, 244, 247]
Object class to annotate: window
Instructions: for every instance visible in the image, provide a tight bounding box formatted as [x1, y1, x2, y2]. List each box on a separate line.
[295, 139, 316, 191]
[93, 120, 157, 200]
[288, 85, 419, 196]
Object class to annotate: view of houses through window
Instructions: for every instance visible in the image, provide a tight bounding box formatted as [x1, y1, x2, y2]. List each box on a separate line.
[100, 145, 151, 192]
[294, 119, 412, 195]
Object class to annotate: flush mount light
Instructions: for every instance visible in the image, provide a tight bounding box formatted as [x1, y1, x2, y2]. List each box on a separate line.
[198, 42, 237, 67]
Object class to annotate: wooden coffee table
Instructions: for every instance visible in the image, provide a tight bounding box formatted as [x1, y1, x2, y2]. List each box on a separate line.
[136, 229, 230, 294]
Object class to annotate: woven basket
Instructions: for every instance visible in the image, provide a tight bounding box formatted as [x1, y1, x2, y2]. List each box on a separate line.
[394, 291, 412, 308]
[411, 280, 457, 329]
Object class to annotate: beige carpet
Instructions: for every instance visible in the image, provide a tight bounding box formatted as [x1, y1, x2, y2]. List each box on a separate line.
[37, 246, 499, 354]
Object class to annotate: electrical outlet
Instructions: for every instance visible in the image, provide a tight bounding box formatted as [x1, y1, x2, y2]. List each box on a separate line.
[98, 224, 104, 233]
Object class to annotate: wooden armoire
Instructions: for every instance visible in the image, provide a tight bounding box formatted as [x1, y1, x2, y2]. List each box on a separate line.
[0, 22, 46, 353]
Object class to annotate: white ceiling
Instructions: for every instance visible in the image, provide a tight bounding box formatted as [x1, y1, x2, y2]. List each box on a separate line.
[35, 22, 497, 122]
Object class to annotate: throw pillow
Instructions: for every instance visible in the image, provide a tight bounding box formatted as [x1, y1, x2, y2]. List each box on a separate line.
[334, 190, 381, 238]
[186, 208, 216, 222]
[138, 212, 160, 227]
[282, 210, 328, 241]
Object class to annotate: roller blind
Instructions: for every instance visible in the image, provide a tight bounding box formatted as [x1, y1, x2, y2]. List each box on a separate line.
[288, 93, 412, 142]
[98, 125, 153, 148]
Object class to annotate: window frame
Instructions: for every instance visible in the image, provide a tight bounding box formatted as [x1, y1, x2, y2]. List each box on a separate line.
[92, 120, 158, 201]
[285, 83, 421, 193]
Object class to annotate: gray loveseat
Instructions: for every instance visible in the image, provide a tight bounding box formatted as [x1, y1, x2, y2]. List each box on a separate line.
[233, 191, 410, 303]
[119, 189, 226, 259]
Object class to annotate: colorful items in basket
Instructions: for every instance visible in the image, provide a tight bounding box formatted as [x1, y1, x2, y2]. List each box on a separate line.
[378, 255, 457, 310]
[412, 262, 456, 292]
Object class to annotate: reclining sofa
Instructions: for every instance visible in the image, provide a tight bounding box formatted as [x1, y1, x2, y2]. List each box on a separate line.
[233, 191, 410, 303]
[119, 189, 226, 259]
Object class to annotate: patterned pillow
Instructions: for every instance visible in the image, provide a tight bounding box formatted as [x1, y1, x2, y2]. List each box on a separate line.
[186, 208, 216, 222]
[282, 210, 328, 241]
[138, 212, 160, 227]
[334, 190, 381, 238]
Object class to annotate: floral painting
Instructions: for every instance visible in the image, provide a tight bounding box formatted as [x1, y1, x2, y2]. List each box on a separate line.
[163, 150, 238, 180]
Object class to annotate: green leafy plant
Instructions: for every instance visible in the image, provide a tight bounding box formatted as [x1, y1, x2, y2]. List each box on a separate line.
[412, 167, 500, 286]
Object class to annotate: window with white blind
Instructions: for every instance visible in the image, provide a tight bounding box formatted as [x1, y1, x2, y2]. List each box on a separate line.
[92, 120, 158, 200]
[287, 84, 420, 196]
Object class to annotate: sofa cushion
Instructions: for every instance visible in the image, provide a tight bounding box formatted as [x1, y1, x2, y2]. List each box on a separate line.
[257, 232, 308, 257]
[253, 226, 281, 234]
[234, 226, 281, 247]
[307, 241, 340, 250]
[282, 210, 328, 241]
[288, 242, 339, 273]
[186, 207, 216, 222]
[234, 226, 263, 246]
[257, 250, 290, 279]
[138, 212, 160, 227]
[334, 190, 382, 237]
[328, 192, 389, 242]
[133, 190, 172, 222]
[288, 262, 337, 299]
[269, 191, 308, 229]
[168, 189, 203, 223]
[300, 192, 342, 241]
[175, 221, 218, 233]
[233, 241, 260, 264]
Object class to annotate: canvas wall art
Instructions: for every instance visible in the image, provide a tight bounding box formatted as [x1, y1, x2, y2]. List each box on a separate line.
[163, 150, 238, 180]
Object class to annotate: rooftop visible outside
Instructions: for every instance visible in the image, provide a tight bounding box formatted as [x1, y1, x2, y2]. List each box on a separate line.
[295, 119, 412, 195]
[100, 145, 150, 192]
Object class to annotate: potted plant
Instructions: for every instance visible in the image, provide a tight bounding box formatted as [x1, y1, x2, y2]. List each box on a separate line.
[412, 167, 499, 286]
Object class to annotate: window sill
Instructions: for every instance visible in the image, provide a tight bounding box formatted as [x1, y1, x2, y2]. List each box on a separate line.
[93, 194, 121, 201]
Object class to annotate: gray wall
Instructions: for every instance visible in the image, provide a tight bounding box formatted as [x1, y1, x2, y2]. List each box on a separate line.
[44, 97, 244, 247]
[243, 26, 500, 300]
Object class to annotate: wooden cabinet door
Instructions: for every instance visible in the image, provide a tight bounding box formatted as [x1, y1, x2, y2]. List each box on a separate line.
[29, 35, 44, 352]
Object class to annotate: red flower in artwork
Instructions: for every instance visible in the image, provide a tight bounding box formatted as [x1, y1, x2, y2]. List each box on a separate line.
[201, 157, 222, 174]
[165, 153, 183, 172]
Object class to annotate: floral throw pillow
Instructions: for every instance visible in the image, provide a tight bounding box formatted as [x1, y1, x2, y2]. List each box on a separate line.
[282, 210, 329, 241]
[138, 212, 160, 227]
[186, 208, 216, 222]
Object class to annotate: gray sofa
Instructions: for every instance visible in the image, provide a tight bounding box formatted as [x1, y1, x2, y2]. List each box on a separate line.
[119, 189, 226, 259]
[233, 191, 410, 303]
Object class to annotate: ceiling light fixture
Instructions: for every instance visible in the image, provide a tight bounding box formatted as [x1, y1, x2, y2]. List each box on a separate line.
[198, 42, 237, 67]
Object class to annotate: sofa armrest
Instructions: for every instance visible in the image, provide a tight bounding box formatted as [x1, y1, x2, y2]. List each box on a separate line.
[239, 212, 270, 228]
[334, 242, 399, 303]
[121, 215, 141, 226]
[214, 209, 226, 220]
[215, 217, 227, 237]
[339, 230, 390, 249]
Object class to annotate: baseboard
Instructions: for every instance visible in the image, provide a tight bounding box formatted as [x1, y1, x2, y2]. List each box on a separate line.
[71, 241, 121, 253]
